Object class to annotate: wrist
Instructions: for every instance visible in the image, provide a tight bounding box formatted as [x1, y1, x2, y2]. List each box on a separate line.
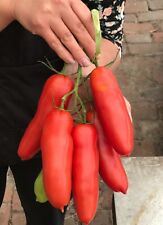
[6, 0, 15, 21]
[0, 0, 15, 31]
[97, 38, 121, 71]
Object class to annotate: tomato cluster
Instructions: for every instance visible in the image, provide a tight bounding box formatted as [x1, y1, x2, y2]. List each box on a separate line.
[17, 8, 134, 224]
[18, 64, 134, 224]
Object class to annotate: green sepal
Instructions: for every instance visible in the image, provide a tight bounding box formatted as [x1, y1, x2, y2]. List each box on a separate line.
[34, 170, 48, 203]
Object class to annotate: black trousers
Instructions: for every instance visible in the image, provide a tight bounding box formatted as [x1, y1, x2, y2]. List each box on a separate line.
[0, 157, 66, 225]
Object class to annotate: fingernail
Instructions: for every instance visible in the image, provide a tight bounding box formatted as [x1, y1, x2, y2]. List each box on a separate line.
[80, 57, 91, 67]
[69, 58, 76, 64]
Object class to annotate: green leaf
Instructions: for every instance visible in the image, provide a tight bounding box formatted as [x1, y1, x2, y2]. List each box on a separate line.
[34, 170, 48, 203]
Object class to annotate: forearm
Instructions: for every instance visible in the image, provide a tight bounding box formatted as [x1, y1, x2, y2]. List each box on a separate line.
[97, 38, 121, 72]
[0, 0, 14, 31]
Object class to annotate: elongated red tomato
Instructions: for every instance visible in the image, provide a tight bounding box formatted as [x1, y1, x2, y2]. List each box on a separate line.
[90, 67, 134, 156]
[18, 74, 74, 160]
[95, 114, 128, 194]
[72, 124, 99, 225]
[41, 109, 73, 210]
[99, 143, 128, 194]
[87, 111, 128, 193]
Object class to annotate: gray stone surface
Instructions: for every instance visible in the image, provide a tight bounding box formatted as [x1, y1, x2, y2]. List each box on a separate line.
[116, 55, 163, 157]
[114, 157, 163, 225]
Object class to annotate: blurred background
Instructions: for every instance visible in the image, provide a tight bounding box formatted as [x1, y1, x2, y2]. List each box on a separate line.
[116, 0, 163, 157]
[0, 0, 163, 224]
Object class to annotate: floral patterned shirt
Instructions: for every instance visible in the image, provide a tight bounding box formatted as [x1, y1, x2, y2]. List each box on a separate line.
[82, 0, 126, 49]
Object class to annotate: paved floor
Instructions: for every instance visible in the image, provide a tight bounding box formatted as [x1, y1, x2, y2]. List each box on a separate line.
[114, 157, 163, 225]
[0, 170, 113, 225]
[0, 170, 25, 225]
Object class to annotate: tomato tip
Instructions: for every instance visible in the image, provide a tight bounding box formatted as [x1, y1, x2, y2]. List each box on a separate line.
[60, 207, 64, 213]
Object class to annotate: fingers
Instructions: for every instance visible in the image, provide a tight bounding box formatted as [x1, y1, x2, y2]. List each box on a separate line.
[71, 0, 95, 59]
[29, 0, 96, 66]
[82, 63, 96, 77]
[71, 0, 95, 41]
[40, 28, 76, 64]
[50, 17, 92, 67]
[62, 9, 95, 60]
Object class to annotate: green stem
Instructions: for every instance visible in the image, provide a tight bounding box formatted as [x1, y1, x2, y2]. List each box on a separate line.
[39, 57, 78, 76]
[38, 58, 63, 74]
[60, 89, 75, 110]
[60, 63, 67, 74]
[75, 66, 87, 123]
[91, 9, 102, 66]
[75, 66, 82, 89]
[81, 77, 93, 105]
[38, 60, 60, 73]
[72, 98, 93, 115]
[60, 65, 87, 123]
[77, 95, 86, 123]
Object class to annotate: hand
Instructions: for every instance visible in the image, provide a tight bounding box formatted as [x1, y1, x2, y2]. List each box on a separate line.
[11, 0, 96, 66]
[64, 38, 121, 77]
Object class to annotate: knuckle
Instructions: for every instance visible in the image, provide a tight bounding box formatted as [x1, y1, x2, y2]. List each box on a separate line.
[41, 3, 52, 15]
[51, 40, 59, 49]
[34, 26, 45, 36]
[61, 32, 73, 43]
[41, 32, 58, 49]
[74, 22, 86, 34]
[32, 16, 43, 30]
[73, 48, 83, 59]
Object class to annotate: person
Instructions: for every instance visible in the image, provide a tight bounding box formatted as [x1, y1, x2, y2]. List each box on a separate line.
[0, 0, 125, 224]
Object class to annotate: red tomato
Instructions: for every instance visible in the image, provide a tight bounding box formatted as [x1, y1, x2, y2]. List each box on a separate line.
[87, 111, 128, 193]
[72, 124, 99, 225]
[90, 67, 134, 156]
[18, 74, 74, 160]
[41, 109, 73, 210]
[99, 142, 128, 194]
